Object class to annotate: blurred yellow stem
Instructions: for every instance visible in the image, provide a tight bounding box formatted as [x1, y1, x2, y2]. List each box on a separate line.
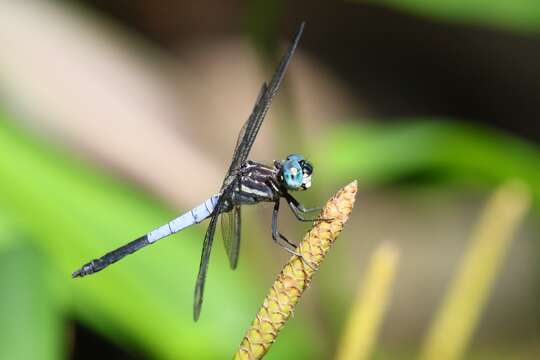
[335, 242, 400, 360]
[419, 181, 531, 360]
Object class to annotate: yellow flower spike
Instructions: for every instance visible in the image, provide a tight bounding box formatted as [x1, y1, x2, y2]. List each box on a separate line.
[335, 242, 400, 360]
[234, 181, 358, 360]
[419, 180, 531, 360]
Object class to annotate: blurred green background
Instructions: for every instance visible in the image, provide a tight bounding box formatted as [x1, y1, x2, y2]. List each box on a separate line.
[0, 1, 539, 359]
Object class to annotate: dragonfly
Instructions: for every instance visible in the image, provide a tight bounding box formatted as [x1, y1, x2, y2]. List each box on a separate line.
[72, 21, 321, 321]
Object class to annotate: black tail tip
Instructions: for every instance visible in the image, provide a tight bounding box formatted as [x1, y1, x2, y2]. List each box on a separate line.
[72, 265, 91, 278]
[72, 268, 83, 278]
[193, 307, 201, 322]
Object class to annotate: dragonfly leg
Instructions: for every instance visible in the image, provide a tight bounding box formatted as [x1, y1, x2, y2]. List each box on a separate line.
[272, 201, 316, 270]
[297, 204, 323, 212]
[284, 193, 333, 222]
[272, 201, 297, 248]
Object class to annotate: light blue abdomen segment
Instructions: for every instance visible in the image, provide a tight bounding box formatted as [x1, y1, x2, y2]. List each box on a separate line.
[146, 194, 220, 243]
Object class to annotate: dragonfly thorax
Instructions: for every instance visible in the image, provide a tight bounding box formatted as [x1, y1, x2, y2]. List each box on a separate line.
[277, 154, 313, 191]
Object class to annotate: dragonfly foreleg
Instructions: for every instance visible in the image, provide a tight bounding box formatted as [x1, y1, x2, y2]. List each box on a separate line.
[296, 204, 323, 213]
[284, 193, 330, 222]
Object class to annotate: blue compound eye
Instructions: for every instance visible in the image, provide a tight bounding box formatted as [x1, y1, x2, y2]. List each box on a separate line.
[286, 154, 304, 163]
[281, 160, 303, 190]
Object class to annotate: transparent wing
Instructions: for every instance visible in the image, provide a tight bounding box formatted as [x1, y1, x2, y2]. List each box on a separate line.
[236, 22, 304, 165]
[223, 22, 305, 182]
[193, 193, 228, 321]
[221, 205, 241, 270]
[224, 83, 268, 178]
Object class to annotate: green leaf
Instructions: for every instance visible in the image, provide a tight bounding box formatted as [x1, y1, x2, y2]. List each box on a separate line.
[0, 240, 62, 360]
[369, 0, 540, 33]
[314, 120, 540, 202]
[0, 214, 14, 251]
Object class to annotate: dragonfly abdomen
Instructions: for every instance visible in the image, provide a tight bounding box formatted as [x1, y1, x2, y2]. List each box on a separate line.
[147, 194, 220, 243]
[72, 194, 220, 278]
[72, 235, 149, 277]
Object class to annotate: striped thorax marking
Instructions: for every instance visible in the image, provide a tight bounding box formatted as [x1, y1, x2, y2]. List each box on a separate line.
[240, 182, 271, 198]
[237, 162, 278, 202]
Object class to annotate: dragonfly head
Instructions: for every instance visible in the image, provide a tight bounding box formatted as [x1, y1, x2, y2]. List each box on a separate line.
[278, 154, 313, 191]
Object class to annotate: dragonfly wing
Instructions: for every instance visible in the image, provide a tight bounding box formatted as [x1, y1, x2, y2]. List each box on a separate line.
[227, 82, 268, 175]
[234, 22, 305, 167]
[220, 210, 233, 264]
[223, 22, 305, 180]
[221, 205, 241, 269]
[225, 82, 268, 177]
[193, 193, 228, 321]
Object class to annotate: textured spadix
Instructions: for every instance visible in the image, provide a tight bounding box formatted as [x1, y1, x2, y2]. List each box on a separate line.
[234, 180, 358, 359]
